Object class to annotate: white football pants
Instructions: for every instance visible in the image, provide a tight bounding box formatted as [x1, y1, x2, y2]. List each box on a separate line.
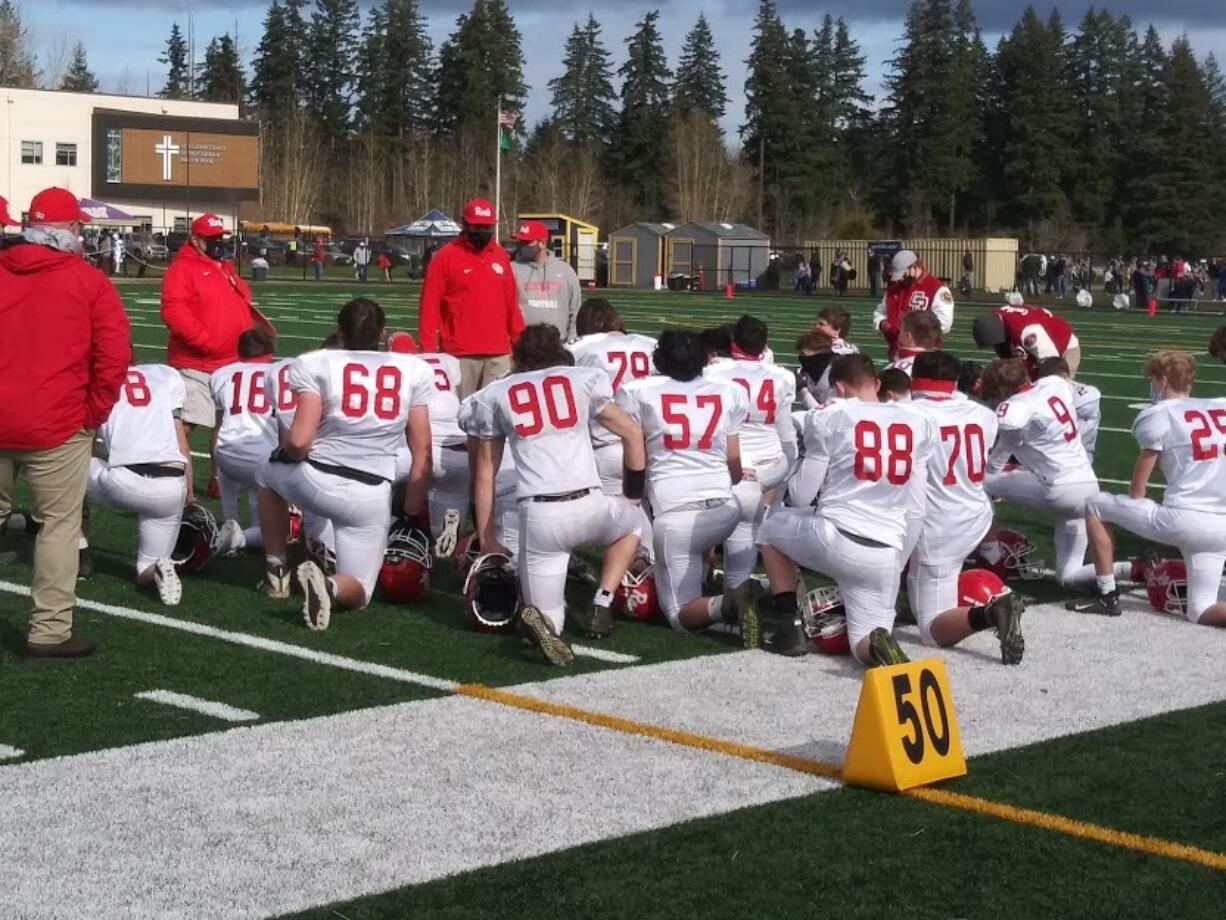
[654, 496, 740, 630]
[87, 461, 186, 575]
[215, 448, 264, 548]
[986, 471, 1099, 588]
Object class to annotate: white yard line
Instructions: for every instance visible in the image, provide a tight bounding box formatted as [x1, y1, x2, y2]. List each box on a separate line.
[0, 745, 25, 761]
[0, 581, 458, 693]
[571, 644, 641, 664]
[135, 690, 259, 723]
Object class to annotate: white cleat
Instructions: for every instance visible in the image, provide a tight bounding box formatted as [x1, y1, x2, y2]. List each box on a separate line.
[434, 508, 461, 559]
[297, 561, 332, 631]
[216, 519, 246, 557]
[154, 557, 182, 606]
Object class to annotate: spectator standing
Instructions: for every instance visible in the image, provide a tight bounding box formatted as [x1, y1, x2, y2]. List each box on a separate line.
[961, 249, 974, 295]
[111, 232, 126, 277]
[1218, 262, 1226, 302]
[510, 220, 581, 341]
[161, 214, 273, 489]
[377, 249, 392, 282]
[867, 249, 882, 299]
[418, 197, 524, 398]
[353, 239, 370, 282]
[834, 251, 851, 296]
[809, 253, 821, 292]
[312, 237, 325, 281]
[0, 187, 130, 658]
[794, 258, 810, 293]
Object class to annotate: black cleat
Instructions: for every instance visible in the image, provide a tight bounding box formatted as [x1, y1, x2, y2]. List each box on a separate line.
[765, 611, 809, 657]
[1066, 590, 1121, 617]
[573, 603, 614, 639]
[77, 548, 94, 580]
[867, 628, 909, 667]
[988, 593, 1024, 665]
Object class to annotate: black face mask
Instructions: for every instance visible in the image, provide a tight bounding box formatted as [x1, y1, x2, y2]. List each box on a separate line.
[204, 237, 228, 260]
[464, 229, 493, 250]
[799, 352, 834, 382]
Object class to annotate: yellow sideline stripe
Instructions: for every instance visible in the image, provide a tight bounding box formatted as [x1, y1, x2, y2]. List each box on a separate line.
[458, 682, 1226, 873]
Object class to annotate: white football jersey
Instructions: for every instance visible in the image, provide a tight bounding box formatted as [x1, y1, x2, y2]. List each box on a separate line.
[1133, 396, 1226, 513]
[909, 388, 998, 561]
[99, 364, 186, 468]
[991, 376, 1096, 486]
[460, 364, 612, 499]
[287, 349, 435, 481]
[416, 352, 465, 447]
[1072, 380, 1102, 456]
[617, 375, 748, 513]
[790, 398, 936, 550]
[267, 357, 300, 435]
[211, 360, 278, 461]
[569, 331, 657, 448]
[704, 358, 796, 464]
[884, 347, 932, 379]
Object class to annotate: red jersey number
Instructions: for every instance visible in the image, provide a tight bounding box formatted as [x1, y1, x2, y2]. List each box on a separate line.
[661, 393, 723, 449]
[1047, 396, 1077, 442]
[422, 357, 452, 393]
[853, 420, 914, 485]
[123, 370, 152, 407]
[607, 350, 650, 390]
[508, 375, 580, 436]
[340, 363, 402, 420]
[228, 370, 270, 415]
[276, 365, 297, 412]
[939, 424, 987, 485]
[1186, 409, 1226, 461]
[732, 377, 777, 423]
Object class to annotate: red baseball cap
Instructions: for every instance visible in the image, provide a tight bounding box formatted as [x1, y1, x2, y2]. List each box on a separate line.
[191, 213, 228, 238]
[28, 187, 91, 224]
[0, 195, 17, 228]
[387, 330, 418, 354]
[462, 198, 497, 226]
[513, 220, 548, 243]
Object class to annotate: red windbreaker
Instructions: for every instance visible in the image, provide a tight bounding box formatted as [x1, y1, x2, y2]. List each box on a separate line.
[417, 237, 524, 356]
[161, 243, 264, 373]
[0, 242, 131, 450]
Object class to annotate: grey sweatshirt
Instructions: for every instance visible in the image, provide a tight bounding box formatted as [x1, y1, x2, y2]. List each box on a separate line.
[511, 252, 582, 341]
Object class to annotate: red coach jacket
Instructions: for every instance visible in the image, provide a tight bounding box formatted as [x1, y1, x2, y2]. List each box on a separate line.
[161, 243, 266, 373]
[418, 237, 525, 356]
[0, 242, 131, 450]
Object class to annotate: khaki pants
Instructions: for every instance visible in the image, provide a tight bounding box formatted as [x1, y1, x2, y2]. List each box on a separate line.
[0, 429, 93, 644]
[1064, 345, 1082, 378]
[458, 354, 512, 399]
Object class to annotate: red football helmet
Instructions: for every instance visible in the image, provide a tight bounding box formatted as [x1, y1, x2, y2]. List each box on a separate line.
[614, 550, 658, 621]
[1145, 559, 1187, 617]
[801, 584, 850, 655]
[971, 530, 1044, 580]
[171, 503, 218, 575]
[958, 568, 1010, 607]
[378, 520, 432, 602]
[287, 505, 303, 544]
[387, 330, 418, 354]
[463, 552, 520, 633]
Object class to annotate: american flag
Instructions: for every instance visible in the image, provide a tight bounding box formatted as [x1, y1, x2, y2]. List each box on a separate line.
[498, 110, 517, 128]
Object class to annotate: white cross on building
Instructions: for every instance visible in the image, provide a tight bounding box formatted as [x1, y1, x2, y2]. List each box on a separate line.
[154, 135, 181, 182]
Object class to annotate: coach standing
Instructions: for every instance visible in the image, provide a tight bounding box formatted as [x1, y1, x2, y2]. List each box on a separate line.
[161, 214, 272, 488]
[0, 187, 130, 659]
[510, 219, 581, 341]
[418, 198, 524, 397]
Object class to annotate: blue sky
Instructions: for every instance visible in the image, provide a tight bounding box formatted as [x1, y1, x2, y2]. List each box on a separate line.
[21, 0, 1226, 141]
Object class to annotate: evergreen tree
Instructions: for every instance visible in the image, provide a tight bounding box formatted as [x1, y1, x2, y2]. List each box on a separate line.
[829, 18, 872, 131]
[673, 14, 727, 121]
[357, 0, 433, 137]
[548, 15, 617, 146]
[60, 42, 98, 93]
[250, 1, 301, 111]
[305, 0, 361, 145]
[159, 22, 191, 99]
[611, 11, 672, 217]
[741, 0, 793, 227]
[1118, 25, 1170, 249]
[433, 0, 528, 136]
[198, 35, 244, 106]
[0, 0, 36, 87]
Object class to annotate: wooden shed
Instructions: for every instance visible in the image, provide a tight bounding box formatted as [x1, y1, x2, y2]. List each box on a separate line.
[607, 222, 676, 288]
[517, 213, 599, 283]
[799, 237, 1020, 293]
[666, 222, 771, 290]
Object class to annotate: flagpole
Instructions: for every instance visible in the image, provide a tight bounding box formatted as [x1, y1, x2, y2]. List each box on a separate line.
[494, 97, 502, 240]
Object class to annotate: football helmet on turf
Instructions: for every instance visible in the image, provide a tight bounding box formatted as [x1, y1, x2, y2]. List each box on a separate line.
[971, 530, 1044, 580]
[172, 503, 218, 575]
[958, 568, 1011, 607]
[614, 550, 658, 621]
[453, 532, 482, 580]
[801, 584, 850, 655]
[1145, 559, 1187, 617]
[378, 519, 432, 602]
[463, 553, 520, 633]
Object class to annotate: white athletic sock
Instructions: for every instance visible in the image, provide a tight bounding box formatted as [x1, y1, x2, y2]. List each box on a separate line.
[707, 595, 725, 621]
[266, 554, 286, 570]
[593, 587, 614, 608]
[1115, 561, 1136, 582]
[78, 536, 89, 550]
[1096, 574, 1117, 595]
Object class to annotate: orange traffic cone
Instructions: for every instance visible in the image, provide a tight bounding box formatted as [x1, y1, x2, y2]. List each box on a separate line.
[1147, 298, 1157, 317]
[725, 283, 734, 299]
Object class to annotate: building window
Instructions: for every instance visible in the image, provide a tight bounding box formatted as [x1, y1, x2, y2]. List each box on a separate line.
[106, 129, 122, 183]
[55, 143, 77, 167]
[21, 141, 42, 165]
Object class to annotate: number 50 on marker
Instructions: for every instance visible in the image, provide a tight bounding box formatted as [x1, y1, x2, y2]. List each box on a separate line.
[842, 659, 966, 792]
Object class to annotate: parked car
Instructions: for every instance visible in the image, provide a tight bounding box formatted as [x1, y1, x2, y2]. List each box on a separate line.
[372, 241, 412, 264]
[244, 237, 287, 261]
[123, 233, 168, 262]
[323, 243, 352, 265]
